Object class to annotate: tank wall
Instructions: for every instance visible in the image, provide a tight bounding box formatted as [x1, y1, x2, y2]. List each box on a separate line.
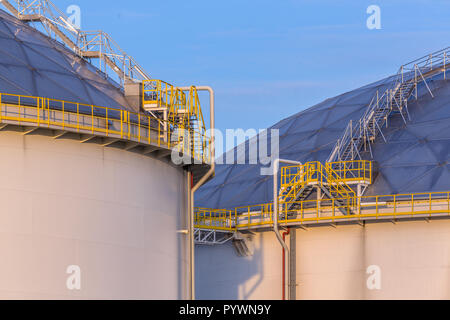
[197, 219, 450, 300]
[0, 131, 189, 299]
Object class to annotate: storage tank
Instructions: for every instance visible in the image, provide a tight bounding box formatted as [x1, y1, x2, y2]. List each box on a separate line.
[0, 7, 212, 299]
[196, 47, 450, 299]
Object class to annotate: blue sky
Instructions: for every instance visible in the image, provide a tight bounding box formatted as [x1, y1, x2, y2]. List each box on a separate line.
[55, 0, 450, 143]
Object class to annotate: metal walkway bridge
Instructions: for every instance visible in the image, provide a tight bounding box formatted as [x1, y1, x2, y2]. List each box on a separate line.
[195, 190, 450, 245]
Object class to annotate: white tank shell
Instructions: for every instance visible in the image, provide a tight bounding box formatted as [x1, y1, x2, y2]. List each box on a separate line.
[0, 131, 189, 299]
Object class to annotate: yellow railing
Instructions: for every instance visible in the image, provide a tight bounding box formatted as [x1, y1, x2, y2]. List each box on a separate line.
[142, 79, 178, 110]
[187, 86, 205, 128]
[280, 162, 315, 203]
[0, 92, 211, 164]
[142, 80, 206, 133]
[194, 208, 235, 231]
[196, 161, 373, 231]
[186, 86, 207, 158]
[281, 161, 371, 189]
[195, 191, 450, 231]
[280, 161, 358, 207]
[326, 160, 372, 185]
[281, 162, 319, 188]
[321, 162, 355, 198]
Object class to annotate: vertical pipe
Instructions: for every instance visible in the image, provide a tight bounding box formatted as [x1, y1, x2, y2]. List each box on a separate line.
[357, 184, 362, 215]
[273, 159, 302, 301]
[282, 228, 290, 301]
[290, 228, 297, 300]
[187, 171, 193, 300]
[177, 86, 215, 301]
[317, 187, 322, 217]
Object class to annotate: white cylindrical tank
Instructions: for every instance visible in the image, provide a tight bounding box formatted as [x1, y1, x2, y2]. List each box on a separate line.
[0, 130, 189, 299]
[197, 221, 450, 300]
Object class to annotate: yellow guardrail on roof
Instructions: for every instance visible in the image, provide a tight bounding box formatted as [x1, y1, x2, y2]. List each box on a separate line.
[195, 191, 450, 231]
[0, 92, 211, 164]
[326, 160, 372, 185]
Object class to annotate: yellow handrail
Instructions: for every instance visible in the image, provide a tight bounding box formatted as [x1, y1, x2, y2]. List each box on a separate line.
[142, 79, 176, 109]
[195, 160, 446, 231]
[142, 80, 208, 158]
[279, 161, 360, 208]
[143, 80, 206, 124]
[195, 191, 450, 231]
[326, 160, 372, 184]
[0, 91, 211, 164]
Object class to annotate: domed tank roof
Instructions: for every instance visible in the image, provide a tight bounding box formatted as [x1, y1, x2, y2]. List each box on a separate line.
[0, 9, 131, 111]
[197, 71, 450, 209]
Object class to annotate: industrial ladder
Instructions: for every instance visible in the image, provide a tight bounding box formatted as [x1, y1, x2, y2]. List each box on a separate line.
[328, 47, 450, 163]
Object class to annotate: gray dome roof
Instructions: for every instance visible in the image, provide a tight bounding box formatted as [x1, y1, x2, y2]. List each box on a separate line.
[0, 9, 131, 110]
[197, 71, 450, 209]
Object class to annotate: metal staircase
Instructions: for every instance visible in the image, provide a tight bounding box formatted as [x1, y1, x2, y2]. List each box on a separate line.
[279, 162, 358, 216]
[194, 160, 372, 245]
[328, 47, 450, 163]
[142, 80, 207, 155]
[1, 0, 151, 87]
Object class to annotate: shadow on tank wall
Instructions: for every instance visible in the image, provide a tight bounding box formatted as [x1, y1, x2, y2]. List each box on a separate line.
[195, 234, 266, 300]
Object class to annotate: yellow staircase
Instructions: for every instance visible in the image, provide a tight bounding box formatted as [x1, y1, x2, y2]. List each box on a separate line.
[279, 161, 372, 216]
[141, 80, 207, 157]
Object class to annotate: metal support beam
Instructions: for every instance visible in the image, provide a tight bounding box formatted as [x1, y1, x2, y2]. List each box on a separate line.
[142, 146, 158, 155]
[22, 127, 38, 135]
[102, 138, 120, 147]
[0, 0, 19, 16]
[155, 149, 172, 159]
[79, 134, 95, 143]
[416, 66, 435, 99]
[124, 142, 139, 151]
[53, 130, 68, 139]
